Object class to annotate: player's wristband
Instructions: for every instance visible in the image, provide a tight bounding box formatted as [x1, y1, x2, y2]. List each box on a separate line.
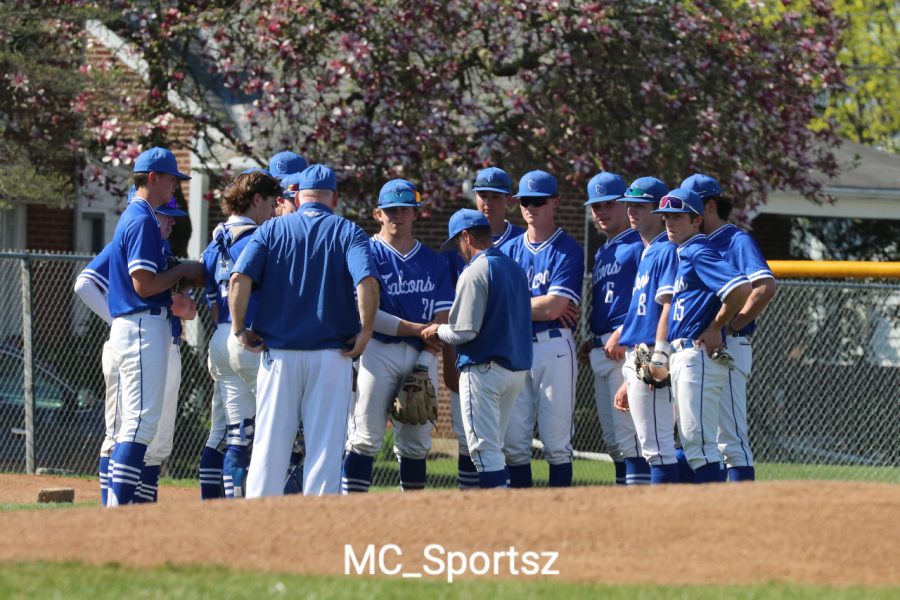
[233, 327, 248, 337]
[654, 340, 671, 355]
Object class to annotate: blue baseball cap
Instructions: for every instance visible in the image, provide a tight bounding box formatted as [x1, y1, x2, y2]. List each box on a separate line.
[280, 172, 301, 199]
[584, 172, 627, 205]
[514, 170, 557, 199]
[378, 179, 421, 209]
[156, 196, 189, 218]
[297, 164, 337, 191]
[439, 208, 490, 251]
[133, 147, 191, 180]
[473, 167, 512, 195]
[620, 176, 669, 204]
[268, 151, 308, 180]
[681, 173, 722, 199]
[652, 187, 703, 215]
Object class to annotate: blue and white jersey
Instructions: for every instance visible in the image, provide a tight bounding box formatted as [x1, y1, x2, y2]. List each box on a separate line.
[233, 202, 378, 351]
[620, 232, 678, 347]
[371, 236, 454, 351]
[201, 217, 260, 326]
[668, 234, 749, 341]
[444, 221, 524, 285]
[707, 224, 774, 336]
[589, 228, 643, 336]
[78, 243, 112, 294]
[455, 248, 533, 372]
[108, 198, 171, 318]
[499, 227, 584, 336]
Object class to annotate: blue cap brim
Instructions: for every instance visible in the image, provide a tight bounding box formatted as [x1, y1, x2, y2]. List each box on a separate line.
[157, 206, 189, 217]
[584, 194, 625, 206]
[473, 186, 511, 194]
[378, 202, 419, 210]
[652, 207, 692, 214]
[514, 192, 553, 199]
[439, 235, 459, 252]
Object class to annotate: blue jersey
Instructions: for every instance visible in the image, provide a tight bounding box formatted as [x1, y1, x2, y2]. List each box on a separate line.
[233, 202, 378, 351]
[201, 218, 260, 326]
[371, 236, 454, 351]
[444, 221, 524, 285]
[668, 235, 749, 341]
[80, 243, 112, 294]
[499, 227, 584, 335]
[589, 228, 643, 336]
[455, 248, 533, 372]
[620, 232, 678, 347]
[706, 224, 774, 336]
[108, 198, 171, 318]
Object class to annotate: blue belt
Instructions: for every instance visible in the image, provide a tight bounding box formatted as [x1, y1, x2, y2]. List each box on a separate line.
[532, 328, 563, 343]
[172, 337, 182, 346]
[148, 306, 166, 316]
[591, 332, 614, 348]
[671, 338, 694, 353]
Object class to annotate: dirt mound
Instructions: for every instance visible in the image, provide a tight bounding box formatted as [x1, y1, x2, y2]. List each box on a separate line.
[0, 475, 897, 587]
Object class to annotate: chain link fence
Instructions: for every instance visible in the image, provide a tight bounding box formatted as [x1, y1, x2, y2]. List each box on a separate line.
[1, 253, 897, 487]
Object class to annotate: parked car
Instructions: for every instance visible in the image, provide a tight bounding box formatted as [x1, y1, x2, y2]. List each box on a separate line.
[0, 345, 105, 474]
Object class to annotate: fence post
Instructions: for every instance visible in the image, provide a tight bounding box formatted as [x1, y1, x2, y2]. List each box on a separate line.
[20, 256, 35, 474]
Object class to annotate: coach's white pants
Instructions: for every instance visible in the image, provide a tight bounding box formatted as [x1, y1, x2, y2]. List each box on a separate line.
[145, 342, 181, 466]
[718, 337, 754, 468]
[670, 345, 727, 470]
[504, 331, 576, 466]
[590, 347, 640, 460]
[346, 339, 436, 460]
[622, 349, 677, 466]
[247, 348, 352, 497]
[208, 324, 259, 434]
[110, 312, 170, 446]
[460, 362, 525, 473]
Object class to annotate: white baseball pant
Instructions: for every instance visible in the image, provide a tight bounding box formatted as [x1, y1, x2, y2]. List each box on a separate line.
[718, 336, 754, 468]
[459, 362, 525, 473]
[590, 346, 641, 460]
[670, 342, 727, 470]
[208, 323, 259, 433]
[622, 349, 677, 466]
[145, 341, 181, 466]
[101, 340, 117, 457]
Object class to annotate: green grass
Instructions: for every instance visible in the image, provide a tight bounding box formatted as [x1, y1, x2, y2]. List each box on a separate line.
[0, 501, 95, 512]
[0, 563, 895, 599]
[756, 462, 900, 483]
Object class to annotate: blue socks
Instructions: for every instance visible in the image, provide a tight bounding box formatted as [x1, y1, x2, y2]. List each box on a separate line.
[135, 464, 160, 503]
[728, 466, 756, 482]
[98, 456, 110, 506]
[342, 451, 373, 493]
[548, 462, 573, 487]
[108, 441, 147, 506]
[650, 464, 680, 484]
[479, 468, 508, 489]
[199, 445, 225, 500]
[614, 460, 626, 485]
[675, 448, 694, 484]
[457, 454, 479, 490]
[693, 462, 724, 484]
[399, 457, 426, 491]
[624, 457, 651, 485]
[507, 463, 533, 488]
[223, 445, 250, 498]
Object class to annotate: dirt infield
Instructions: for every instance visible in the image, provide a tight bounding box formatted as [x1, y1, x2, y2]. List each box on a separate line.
[0, 474, 897, 587]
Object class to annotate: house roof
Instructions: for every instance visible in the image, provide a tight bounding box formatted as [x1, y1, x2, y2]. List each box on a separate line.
[814, 139, 900, 193]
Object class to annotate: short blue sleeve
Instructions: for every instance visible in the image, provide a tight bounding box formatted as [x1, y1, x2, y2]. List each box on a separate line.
[731, 233, 774, 283]
[345, 223, 378, 286]
[693, 248, 748, 300]
[232, 228, 268, 284]
[548, 241, 584, 303]
[124, 214, 163, 275]
[653, 244, 678, 302]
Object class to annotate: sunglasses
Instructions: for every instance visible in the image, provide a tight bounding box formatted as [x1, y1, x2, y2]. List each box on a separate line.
[659, 195, 700, 215]
[520, 197, 549, 208]
[625, 186, 652, 199]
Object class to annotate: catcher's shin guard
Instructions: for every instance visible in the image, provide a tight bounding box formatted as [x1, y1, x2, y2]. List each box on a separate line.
[283, 463, 303, 495]
[223, 445, 250, 499]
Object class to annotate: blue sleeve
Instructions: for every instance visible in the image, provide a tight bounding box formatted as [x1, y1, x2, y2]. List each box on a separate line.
[124, 215, 163, 275]
[345, 223, 379, 286]
[732, 234, 774, 283]
[200, 240, 219, 303]
[548, 241, 584, 303]
[80, 244, 112, 292]
[233, 227, 269, 284]
[654, 245, 678, 302]
[433, 255, 455, 314]
[693, 248, 748, 300]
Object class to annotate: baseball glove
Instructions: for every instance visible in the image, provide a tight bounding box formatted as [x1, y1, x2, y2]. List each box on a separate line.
[391, 369, 437, 426]
[635, 343, 670, 389]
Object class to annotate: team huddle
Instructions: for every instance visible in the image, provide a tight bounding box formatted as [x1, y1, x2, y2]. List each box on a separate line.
[73, 146, 776, 504]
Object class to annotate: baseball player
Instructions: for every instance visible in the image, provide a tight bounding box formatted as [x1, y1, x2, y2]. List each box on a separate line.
[201, 170, 281, 498]
[616, 177, 681, 484]
[579, 173, 657, 485]
[443, 167, 524, 489]
[105, 147, 202, 506]
[230, 164, 380, 497]
[421, 209, 533, 488]
[268, 151, 307, 217]
[499, 170, 584, 488]
[75, 190, 195, 505]
[342, 179, 454, 493]
[682, 173, 777, 481]
[653, 187, 751, 483]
